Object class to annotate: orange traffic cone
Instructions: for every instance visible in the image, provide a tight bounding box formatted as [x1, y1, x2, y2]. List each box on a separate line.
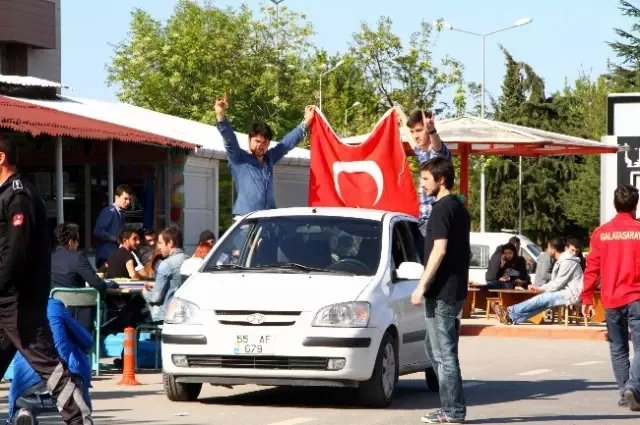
[118, 327, 141, 386]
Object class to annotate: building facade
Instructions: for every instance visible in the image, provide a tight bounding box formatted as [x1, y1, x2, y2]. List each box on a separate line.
[0, 0, 61, 82]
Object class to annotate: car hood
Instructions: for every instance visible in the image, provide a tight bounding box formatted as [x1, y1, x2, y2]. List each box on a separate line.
[176, 271, 374, 311]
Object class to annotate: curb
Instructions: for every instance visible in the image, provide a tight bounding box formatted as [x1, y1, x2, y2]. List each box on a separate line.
[460, 324, 608, 341]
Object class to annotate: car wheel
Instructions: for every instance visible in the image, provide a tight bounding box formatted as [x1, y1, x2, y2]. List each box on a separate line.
[425, 366, 439, 392]
[358, 332, 398, 408]
[163, 372, 202, 402]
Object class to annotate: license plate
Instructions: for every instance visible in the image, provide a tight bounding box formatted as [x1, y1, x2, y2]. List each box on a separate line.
[233, 334, 275, 355]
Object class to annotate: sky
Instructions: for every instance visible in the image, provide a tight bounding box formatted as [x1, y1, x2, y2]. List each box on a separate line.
[61, 0, 630, 108]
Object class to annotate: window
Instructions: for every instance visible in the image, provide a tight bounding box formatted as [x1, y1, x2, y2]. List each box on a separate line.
[204, 216, 383, 276]
[404, 221, 425, 264]
[470, 244, 490, 268]
[526, 244, 541, 259]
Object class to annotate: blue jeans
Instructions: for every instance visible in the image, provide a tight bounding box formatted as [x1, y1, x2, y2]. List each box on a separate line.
[424, 299, 466, 420]
[508, 291, 566, 325]
[605, 300, 640, 396]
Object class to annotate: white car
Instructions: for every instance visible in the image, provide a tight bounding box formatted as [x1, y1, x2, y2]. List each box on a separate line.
[162, 207, 441, 407]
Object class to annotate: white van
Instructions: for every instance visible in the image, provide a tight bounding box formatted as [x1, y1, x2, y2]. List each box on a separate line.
[469, 232, 542, 285]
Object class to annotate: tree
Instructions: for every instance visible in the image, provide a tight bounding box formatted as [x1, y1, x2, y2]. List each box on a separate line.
[349, 17, 463, 115]
[608, 0, 640, 89]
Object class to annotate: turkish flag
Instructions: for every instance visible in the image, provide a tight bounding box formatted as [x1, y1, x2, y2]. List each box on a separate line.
[308, 108, 419, 217]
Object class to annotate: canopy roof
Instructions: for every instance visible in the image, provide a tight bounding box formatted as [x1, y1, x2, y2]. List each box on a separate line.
[343, 115, 622, 156]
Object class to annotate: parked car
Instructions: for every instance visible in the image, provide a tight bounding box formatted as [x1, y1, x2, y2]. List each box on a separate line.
[161, 207, 440, 407]
[468, 232, 541, 285]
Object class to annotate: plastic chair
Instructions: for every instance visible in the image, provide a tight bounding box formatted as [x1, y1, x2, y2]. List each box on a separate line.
[134, 323, 162, 371]
[49, 287, 102, 376]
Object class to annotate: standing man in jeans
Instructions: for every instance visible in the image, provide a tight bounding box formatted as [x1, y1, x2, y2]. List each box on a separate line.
[411, 157, 469, 424]
[214, 93, 315, 221]
[581, 184, 640, 411]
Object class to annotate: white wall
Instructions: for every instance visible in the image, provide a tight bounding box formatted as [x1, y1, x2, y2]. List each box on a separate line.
[273, 164, 310, 208]
[183, 156, 219, 255]
[601, 136, 619, 224]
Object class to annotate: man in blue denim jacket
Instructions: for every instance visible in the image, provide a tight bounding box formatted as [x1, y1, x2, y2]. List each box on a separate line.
[214, 94, 315, 221]
[142, 227, 188, 322]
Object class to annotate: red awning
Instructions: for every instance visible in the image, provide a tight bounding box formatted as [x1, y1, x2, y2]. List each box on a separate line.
[0, 96, 197, 149]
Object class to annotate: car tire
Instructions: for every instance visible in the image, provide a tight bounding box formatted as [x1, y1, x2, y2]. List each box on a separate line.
[358, 332, 398, 408]
[425, 366, 439, 392]
[163, 373, 202, 402]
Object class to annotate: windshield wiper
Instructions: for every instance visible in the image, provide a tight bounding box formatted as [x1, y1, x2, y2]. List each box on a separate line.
[251, 263, 355, 275]
[204, 263, 250, 272]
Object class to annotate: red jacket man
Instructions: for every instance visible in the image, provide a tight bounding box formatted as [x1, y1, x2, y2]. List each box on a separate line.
[581, 184, 640, 411]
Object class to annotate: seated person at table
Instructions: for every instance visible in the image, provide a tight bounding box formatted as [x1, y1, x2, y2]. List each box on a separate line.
[142, 227, 188, 322]
[199, 229, 216, 247]
[493, 238, 583, 325]
[51, 222, 119, 332]
[105, 227, 143, 280]
[534, 238, 559, 287]
[8, 298, 93, 425]
[508, 236, 532, 286]
[138, 228, 158, 265]
[180, 242, 213, 277]
[485, 243, 524, 288]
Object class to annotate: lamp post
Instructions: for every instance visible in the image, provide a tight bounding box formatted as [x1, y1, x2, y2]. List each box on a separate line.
[270, 0, 285, 51]
[319, 59, 344, 112]
[344, 101, 362, 136]
[441, 17, 533, 233]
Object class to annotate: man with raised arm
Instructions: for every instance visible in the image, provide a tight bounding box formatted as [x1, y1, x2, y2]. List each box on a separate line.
[215, 94, 315, 221]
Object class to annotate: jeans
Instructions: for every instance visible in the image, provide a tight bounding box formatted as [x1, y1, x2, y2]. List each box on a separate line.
[507, 291, 566, 325]
[424, 299, 466, 420]
[605, 300, 640, 396]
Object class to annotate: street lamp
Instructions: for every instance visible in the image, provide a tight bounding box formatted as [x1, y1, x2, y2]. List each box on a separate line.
[440, 17, 533, 234]
[343, 101, 362, 136]
[270, 0, 285, 51]
[319, 59, 344, 112]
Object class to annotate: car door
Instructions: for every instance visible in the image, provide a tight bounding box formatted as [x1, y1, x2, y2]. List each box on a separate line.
[399, 219, 429, 366]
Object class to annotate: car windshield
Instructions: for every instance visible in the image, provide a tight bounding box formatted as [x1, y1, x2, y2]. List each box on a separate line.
[203, 215, 383, 276]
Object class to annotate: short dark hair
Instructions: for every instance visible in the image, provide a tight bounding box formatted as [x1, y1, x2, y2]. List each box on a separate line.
[0, 136, 19, 166]
[143, 228, 157, 238]
[115, 184, 133, 197]
[54, 222, 80, 247]
[248, 122, 273, 141]
[614, 184, 639, 213]
[509, 236, 520, 246]
[549, 237, 566, 253]
[420, 157, 455, 190]
[501, 243, 517, 255]
[407, 110, 432, 128]
[566, 237, 582, 251]
[160, 226, 183, 249]
[199, 229, 215, 244]
[119, 227, 138, 243]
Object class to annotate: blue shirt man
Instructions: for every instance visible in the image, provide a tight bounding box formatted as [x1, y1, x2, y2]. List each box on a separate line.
[93, 184, 132, 268]
[214, 93, 315, 219]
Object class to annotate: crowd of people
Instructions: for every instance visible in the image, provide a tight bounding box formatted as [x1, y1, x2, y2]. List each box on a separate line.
[0, 92, 638, 425]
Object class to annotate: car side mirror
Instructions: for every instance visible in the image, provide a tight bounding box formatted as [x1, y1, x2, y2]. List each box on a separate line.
[395, 262, 424, 281]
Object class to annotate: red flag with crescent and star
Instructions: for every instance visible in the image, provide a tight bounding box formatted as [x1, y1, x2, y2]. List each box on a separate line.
[308, 108, 419, 217]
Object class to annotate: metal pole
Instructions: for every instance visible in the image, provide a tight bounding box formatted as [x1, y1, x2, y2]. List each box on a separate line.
[107, 140, 114, 204]
[55, 136, 64, 224]
[518, 155, 523, 234]
[480, 35, 486, 233]
[319, 76, 323, 112]
[84, 163, 91, 250]
[344, 108, 348, 126]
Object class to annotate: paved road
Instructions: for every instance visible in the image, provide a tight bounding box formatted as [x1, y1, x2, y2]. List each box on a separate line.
[1, 337, 638, 425]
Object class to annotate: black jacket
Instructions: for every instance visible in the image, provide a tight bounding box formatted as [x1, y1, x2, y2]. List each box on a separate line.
[485, 245, 530, 284]
[51, 248, 109, 297]
[0, 173, 51, 302]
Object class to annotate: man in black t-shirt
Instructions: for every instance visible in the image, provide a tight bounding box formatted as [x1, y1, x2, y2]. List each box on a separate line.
[105, 228, 142, 280]
[411, 157, 468, 424]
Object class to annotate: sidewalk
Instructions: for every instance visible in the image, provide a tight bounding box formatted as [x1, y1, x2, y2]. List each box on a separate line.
[461, 315, 608, 341]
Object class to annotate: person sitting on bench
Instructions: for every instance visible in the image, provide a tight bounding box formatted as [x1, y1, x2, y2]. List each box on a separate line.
[8, 298, 93, 425]
[492, 237, 584, 325]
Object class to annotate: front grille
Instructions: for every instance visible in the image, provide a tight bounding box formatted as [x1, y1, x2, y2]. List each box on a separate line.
[217, 321, 296, 326]
[185, 355, 329, 370]
[214, 310, 301, 316]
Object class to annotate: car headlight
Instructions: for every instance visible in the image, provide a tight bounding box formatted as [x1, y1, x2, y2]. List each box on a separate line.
[164, 298, 201, 325]
[312, 302, 370, 328]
